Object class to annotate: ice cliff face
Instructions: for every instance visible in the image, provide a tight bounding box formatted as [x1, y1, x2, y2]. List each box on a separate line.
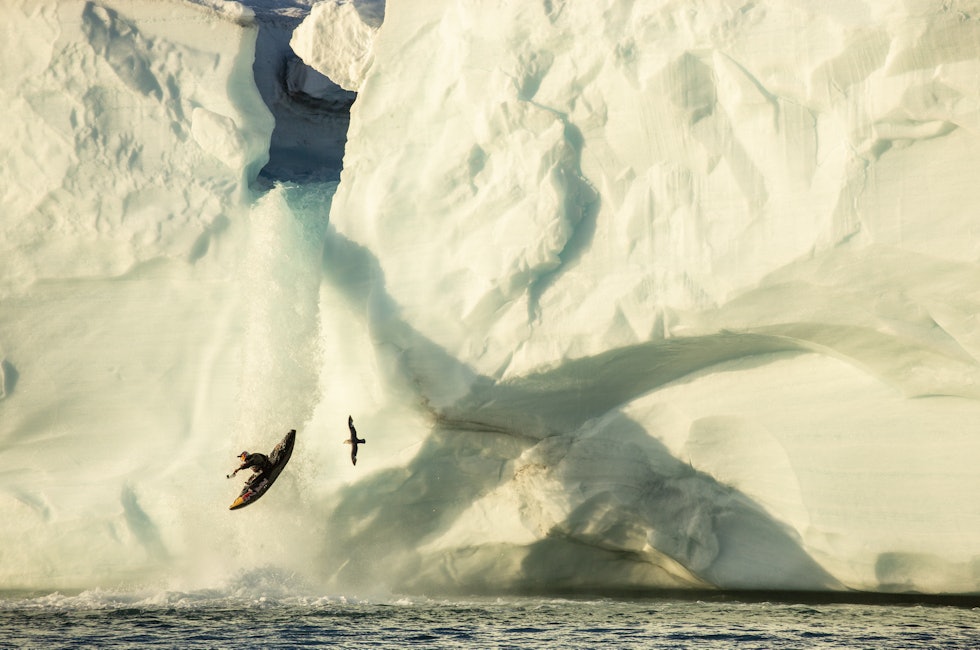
[1, 0, 271, 296]
[1, 0, 979, 596]
[309, 0, 980, 595]
[0, 0, 287, 588]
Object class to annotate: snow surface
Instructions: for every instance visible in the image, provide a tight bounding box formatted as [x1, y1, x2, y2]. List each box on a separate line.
[1, 0, 979, 596]
[290, 0, 383, 92]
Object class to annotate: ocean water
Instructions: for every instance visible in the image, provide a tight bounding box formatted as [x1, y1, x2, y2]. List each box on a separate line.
[1, 589, 977, 649]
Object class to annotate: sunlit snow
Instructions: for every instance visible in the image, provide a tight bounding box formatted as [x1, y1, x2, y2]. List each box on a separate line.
[1, 0, 978, 596]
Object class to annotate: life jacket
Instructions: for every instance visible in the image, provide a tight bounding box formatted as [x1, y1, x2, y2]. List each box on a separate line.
[241, 452, 272, 473]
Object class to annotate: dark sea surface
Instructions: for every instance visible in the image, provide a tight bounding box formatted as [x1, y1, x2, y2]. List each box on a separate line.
[1, 588, 978, 649]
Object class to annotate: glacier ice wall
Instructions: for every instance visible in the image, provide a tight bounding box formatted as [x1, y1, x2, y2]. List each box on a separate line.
[1, 0, 271, 296]
[316, 0, 980, 595]
[0, 0, 297, 589]
[1, 0, 979, 597]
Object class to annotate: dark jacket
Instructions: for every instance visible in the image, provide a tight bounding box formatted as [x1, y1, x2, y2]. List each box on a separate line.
[238, 452, 272, 475]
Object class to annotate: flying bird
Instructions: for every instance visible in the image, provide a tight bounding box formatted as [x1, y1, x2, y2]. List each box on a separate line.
[344, 415, 366, 465]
